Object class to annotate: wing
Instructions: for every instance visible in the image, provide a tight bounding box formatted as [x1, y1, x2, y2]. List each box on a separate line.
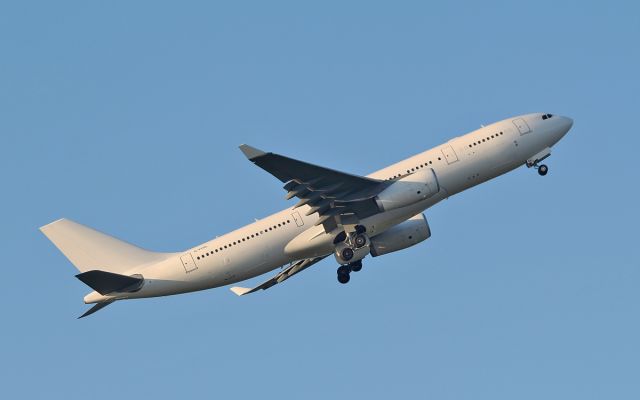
[240, 144, 389, 231]
[230, 256, 327, 296]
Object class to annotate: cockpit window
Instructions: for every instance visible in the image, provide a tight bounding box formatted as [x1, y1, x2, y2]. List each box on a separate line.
[542, 113, 554, 120]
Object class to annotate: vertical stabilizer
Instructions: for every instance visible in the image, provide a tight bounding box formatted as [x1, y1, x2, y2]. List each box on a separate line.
[40, 218, 171, 274]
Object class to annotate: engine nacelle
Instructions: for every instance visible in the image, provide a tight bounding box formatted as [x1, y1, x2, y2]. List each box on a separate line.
[375, 168, 440, 212]
[369, 213, 431, 257]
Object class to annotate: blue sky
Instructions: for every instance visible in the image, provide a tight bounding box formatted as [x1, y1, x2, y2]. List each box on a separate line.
[2, 1, 639, 398]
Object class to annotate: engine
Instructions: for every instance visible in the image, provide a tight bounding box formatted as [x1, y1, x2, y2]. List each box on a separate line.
[369, 213, 431, 257]
[375, 168, 440, 212]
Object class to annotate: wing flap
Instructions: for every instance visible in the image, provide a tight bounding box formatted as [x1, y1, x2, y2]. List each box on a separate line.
[239, 144, 389, 231]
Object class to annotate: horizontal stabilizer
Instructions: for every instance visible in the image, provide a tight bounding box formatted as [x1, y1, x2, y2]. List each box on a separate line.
[76, 270, 144, 295]
[79, 300, 115, 319]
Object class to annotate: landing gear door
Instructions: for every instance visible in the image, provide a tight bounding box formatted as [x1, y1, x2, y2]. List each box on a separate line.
[513, 118, 531, 135]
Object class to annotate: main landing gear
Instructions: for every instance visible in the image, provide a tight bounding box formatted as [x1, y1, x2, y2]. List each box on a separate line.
[336, 260, 362, 284]
[334, 225, 368, 284]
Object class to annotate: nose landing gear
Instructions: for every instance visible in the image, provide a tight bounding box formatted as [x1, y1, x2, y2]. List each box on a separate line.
[526, 148, 552, 177]
[537, 164, 548, 176]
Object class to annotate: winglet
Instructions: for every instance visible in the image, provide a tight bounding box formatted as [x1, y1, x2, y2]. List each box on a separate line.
[239, 144, 266, 160]
[230, 286, 252, 296]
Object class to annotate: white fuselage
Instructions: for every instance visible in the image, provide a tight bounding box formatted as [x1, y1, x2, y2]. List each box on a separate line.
[85, 113, 573, 304]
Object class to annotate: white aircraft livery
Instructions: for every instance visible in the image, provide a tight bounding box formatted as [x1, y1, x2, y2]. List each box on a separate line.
[41, 113, 573, 318]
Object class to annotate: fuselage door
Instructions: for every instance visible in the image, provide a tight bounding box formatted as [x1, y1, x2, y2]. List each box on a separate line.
[441, 145, 459, 165]
[291, 211, 304, 227]
[513, 118, 531, 135]
[181, 253, 197, 273]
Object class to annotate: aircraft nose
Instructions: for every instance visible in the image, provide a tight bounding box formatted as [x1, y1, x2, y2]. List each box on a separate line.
[559, 116, 574, 135]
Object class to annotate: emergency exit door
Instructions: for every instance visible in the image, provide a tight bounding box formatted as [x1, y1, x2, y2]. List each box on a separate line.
[513, 118, 531, 135]
[441, 145, 459, 164]
[291, 211, 304, 227]
[181, 253, 197, 273]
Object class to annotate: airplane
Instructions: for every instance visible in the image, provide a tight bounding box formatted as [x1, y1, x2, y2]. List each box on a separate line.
[40, 112, 573, 318]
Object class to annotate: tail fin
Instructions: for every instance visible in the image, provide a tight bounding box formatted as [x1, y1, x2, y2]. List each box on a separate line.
[40, 218, 170, 274]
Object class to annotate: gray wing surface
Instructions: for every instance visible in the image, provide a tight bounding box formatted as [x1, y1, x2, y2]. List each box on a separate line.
[239, 144, 389, 231]
[230, 257, 327, 296]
